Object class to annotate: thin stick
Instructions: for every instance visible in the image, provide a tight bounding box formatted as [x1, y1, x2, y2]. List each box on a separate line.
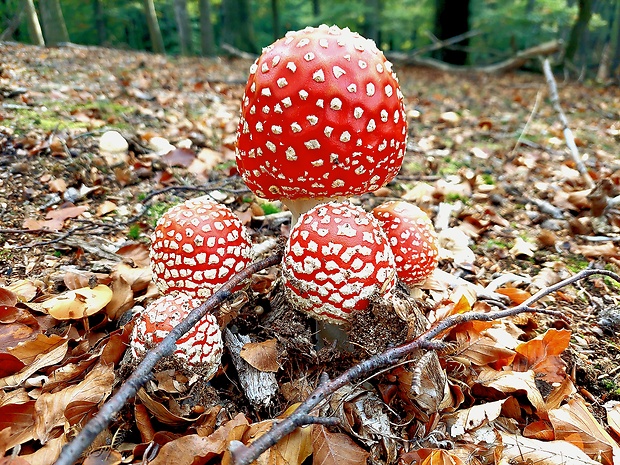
[230, 268, 620, 465]
[510, 88, 543, 158]
[54, 253, 282, 465]
[542, 58, 595, 189]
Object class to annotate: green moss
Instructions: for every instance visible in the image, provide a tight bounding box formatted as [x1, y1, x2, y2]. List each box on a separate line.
[600, 379, 620, 396]
[445, 193, 470, 204]
[127, 224, 141, 240]
[261, 203, 281, 215]
[565, 256, 589, 273]
[484, 238, 512, 250]
[481, 173, 495, 185]
[147, 201, 177, 226]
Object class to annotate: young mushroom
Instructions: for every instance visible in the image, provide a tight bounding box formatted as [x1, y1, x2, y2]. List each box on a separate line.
[236, 24, 408, 223]
[130, 293, 223, 380]
[282, 201, 397, 325]
[372, 201, 438, 285]
[150, 196, 253, 299]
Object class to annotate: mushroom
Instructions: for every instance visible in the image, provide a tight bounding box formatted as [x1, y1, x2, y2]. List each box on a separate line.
[372, 201, 438, 285]
[150, 196, 253, 299]
[130, 293, 223, 380]
[236, 24, 408, 223]
[282, 201, 397, 325]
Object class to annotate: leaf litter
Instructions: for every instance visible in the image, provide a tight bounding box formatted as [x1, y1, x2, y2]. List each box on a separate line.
[1, 42, 620, 464]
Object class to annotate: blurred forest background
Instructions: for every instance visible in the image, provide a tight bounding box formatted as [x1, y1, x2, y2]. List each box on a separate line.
[1, 0, 619, 80]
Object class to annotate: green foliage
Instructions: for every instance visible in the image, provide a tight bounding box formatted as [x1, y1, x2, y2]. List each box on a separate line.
[127, 224, 142, 240]
[260, 202, 281, 215]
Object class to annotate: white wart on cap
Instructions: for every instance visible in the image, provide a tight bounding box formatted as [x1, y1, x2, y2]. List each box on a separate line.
[282, 201, 397, 325]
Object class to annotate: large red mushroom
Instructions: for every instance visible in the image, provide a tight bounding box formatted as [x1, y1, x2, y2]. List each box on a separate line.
[130, 293, 223, 380]
[236, 24, 408, 222]
[282, 201, 397, 325]
[150, 196, 252, 299]
[372, 201, 438, 285]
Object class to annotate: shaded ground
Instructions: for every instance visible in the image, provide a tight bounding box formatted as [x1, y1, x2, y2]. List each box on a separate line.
[1, 42, 620, 464]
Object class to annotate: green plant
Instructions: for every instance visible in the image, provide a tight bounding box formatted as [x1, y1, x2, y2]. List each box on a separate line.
[127, 224, 141, 240]
[260, 203, 281, 215]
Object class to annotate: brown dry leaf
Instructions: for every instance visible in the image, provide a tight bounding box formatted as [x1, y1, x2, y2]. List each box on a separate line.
[19, 434, 67, 465]
[311, 425, 369, 465]
[40, 284, 113, 320]
[34, 363, 114, 443]
[495, 287, 531, 305]
[0, 353, 25, 377]
[242, 418, 312, 465]
[136, 388, 200, 426]
[608, 403, 620, 438]
[445, 399, 506, 437]
[512, 329, 571, 383]
[452, 321, 516, 367]
[239, 339, 279, 372]
[96, 200, 117, 217]
[6, 280, 39, 302]
[0, 321, 37, 352]
[82, 449, 123, 465]
[0, 339, 68, 389]
[111, 262, 152, 292]
[0, 288, 17, 307]
[149, 412, 250, 465]
[0, 400, 36, 450]
[115, 243, 151, 268]
[162, 147, 196, 167]
[420, 449, 466, 465]
[549, 397, 619, 465]
[545, 377, 577, 411]
[509, 237, 537, 258]
[523, 420, 555, 440]
[573, 242, 619, 258]
[48, 178, 67, 193]
[9, 333, 66, 365]
[476, 368, 546, 414]
[104, 276, 134, 321]
[46, 205, 89, 221]
[500, 432, 600, 464]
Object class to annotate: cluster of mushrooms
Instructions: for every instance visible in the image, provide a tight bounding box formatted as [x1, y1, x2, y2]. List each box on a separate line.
[130, 25, 439, 381]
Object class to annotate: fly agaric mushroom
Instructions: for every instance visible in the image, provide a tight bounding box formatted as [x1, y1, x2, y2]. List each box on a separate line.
[372, 201, 438, 285]
[236, 24, 408, 222]
[282, 201, 397, 325]
[150, 196, 252, 299]
[131, 293, 223, 380]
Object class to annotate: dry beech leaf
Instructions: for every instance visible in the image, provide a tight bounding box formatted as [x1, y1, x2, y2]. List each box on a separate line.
[420, 449, 466, 465]
[452, 321, 516, 367]
[40, 284, 113, 320]
[115, 243, 151, 267]
[149, 412, 250, 465]
[311, 425, 369, 465]
[0, 288, 17, 307]
[500, 432, 599, 464]
[523, 420, 555, 440]
[0, 339, 68, 389]
[9, 333, 66, 365]
[476, 368, 546, 414]
[83, 449, 123, 465]
[34, 363, 114, 444]
[63, 271, 96, 290]
[495, 287, 531, 305]
[6, 280, 39, 302]
[242, 418, 312, 465]
[136, 388, 200, 426]
[0, 400, 36, 450]
[512, 329, 570, 383]
[239, 339, 279, 372]
[96, 200, 117, 217]
[105, 276, 134, 321]
[445, 399, 506, 437]
[549, 397, 619, 465]
[0, 321, 37, 352]
[135, 403, 156, 443]
[162, 147, 196, 167]
[608, 403, 620, 437]
[19, 434, 67, 465]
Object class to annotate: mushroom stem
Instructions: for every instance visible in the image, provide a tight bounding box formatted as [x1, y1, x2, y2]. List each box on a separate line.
[282, 198, 341, 225]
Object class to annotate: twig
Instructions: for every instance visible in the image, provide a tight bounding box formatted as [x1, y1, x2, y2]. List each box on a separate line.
[230, 268, 620, 465]
[54, 253, 282, 465]
[541, 58, 595, 189]
[510, 88, 543, 158]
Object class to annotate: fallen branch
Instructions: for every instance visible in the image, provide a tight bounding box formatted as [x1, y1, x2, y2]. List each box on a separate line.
[388, 40, 561, 74]
[54, 253, 282, 465]
[542, 58, 595, 189]
[230, 268, 620, 465]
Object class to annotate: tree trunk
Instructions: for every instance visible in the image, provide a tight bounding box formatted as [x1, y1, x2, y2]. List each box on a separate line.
[312, 0, 320, 16]
[143, 0, 165, 54]
[220, 0, 258, 54]
[93, 0, 106, 45]
[433, 0, 470, 65]
[362, 0, 381, 44]
[199, 0, 216, 56]
[271, 0, 280, 41]
[564, 0, 593, 63]
[22, 0, 43, 44]
[596, 0, 619, 80]
[39, 0, 69, 46]
[173, 0, 192, 56]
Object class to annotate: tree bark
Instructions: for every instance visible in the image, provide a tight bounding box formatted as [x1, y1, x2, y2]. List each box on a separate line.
[271, 0, 280, 41]
[564, 0, 593, 64]
[312, 0, 320, 16]
[93, 0, 106, 45]
[220, 0, 258, 54]
[596, 0, 619, 81]
[433, 0, 470, 65]
[173, 0, 192, 56]
[362, 0, 381, 44]
[199, 0, 216, 56]
[143, 0, 165, 54]
[39, 0, 69, 46]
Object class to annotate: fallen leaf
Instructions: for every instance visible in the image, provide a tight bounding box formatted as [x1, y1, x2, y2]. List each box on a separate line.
[311, 425, 369, 465]
[513, 329, 570, 383]
[500, 432, 600, 464]
[509, 237, 537, 258]
[239, 339, 279, 372]
[475, 368, 545, 414]
[495, 287, 531, 305]
[445, 399, 506, 437]
[162, 147, 196, 167]
[0, 400, 36, 450]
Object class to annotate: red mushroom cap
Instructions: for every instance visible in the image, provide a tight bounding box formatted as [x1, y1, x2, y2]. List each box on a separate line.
[372, 201, 438, 285]
[282, 201, 397, 325]
[236, 24, 407, 201]
[150, 196, 252, 298]
[131, 293, 223, 378]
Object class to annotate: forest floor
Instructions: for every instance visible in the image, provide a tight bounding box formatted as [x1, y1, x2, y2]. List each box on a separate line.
[1, 42, 620, 465]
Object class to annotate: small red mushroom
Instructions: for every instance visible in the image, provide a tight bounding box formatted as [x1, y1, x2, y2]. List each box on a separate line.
[130, 293, 223, 379]
[150, 196, 252, 299]
[236, 24, 408, 222]
[372, 201, 438, 285]
[282, 201, 397, 325]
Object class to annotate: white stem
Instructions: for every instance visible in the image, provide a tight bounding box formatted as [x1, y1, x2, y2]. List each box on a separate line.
[281, 198, 341, 226]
